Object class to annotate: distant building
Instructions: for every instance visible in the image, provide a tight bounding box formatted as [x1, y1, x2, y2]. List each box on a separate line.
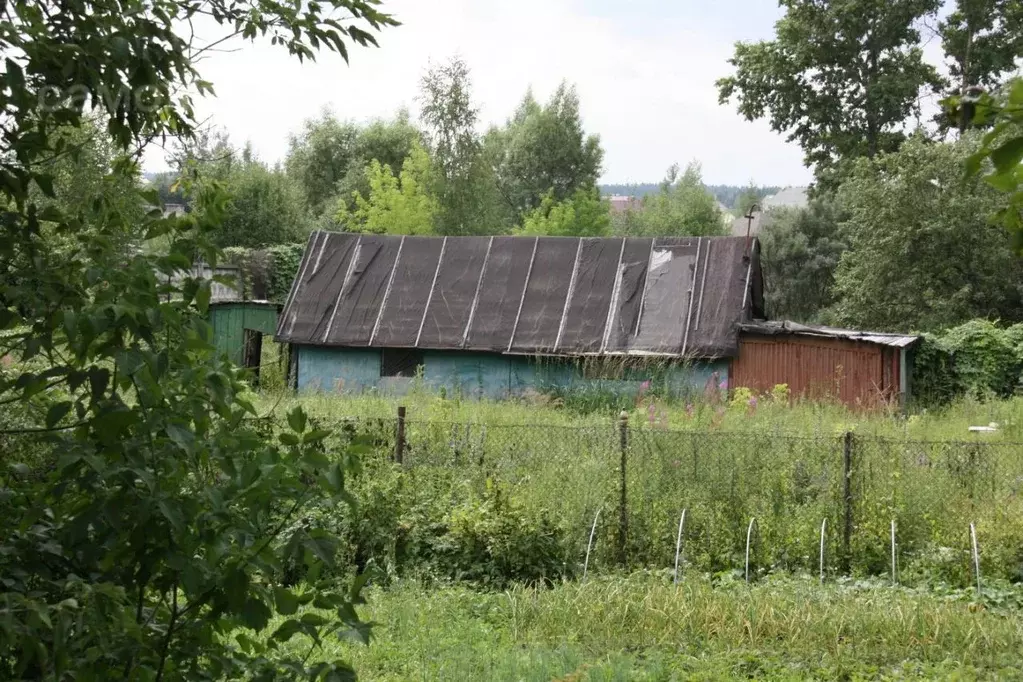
[730, 186, 809, 237]
[608, 195, 640, 214]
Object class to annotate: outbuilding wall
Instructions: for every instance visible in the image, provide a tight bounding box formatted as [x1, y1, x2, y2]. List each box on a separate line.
[730, 334, 905, 407]
[208, 302, 280, 366]
[294, 345, 728, 399]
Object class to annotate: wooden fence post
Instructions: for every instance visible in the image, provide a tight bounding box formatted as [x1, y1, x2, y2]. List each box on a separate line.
[395, 405, 406, 465]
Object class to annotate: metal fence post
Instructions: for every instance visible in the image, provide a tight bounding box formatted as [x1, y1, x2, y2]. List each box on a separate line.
[395, 405, 406, 464]
[618, 410, 629, 566]
[842, 430, 853, 574]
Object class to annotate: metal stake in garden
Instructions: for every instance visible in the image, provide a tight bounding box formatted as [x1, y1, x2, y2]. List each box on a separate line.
[745, 517, 759, 584]
[890, 519, 898, 586]
[970, 522, 982, 599]
[584, 508, 601, 581]
[819, 518, 827, 584]
[673, 509, 687, 585]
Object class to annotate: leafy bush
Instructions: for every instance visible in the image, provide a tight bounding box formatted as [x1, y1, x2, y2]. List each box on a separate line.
[942, 320, 1020, 398]
[910, 334, 961, 407]
[428, 481, 570, 587]
[221, 243, 305, 303]
[317, 448, 573, 589]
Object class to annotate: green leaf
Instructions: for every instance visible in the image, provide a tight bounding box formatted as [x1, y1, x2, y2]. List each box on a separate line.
[166, 424, 196, 451]
[8, 462, 30, 476]
[45, 401, 72, 428]
[271, 618, 302, 642]
[279, 432, 300, 447]
[300, 612, 329, 627]
[35, 173, 55, 198]
[196, 281, 211, 313]
[157, 499, 185, 534]
[303, 428, 331, 444]
[990, 137, 1023, 173]
[287, 407, 307, 434]
[274, 586, 300, 616]
[240, 597, 272, 631]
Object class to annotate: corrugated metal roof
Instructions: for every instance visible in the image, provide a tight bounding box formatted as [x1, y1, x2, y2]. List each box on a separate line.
[740, 321, 919, 348]
[276, 232, 765, 358]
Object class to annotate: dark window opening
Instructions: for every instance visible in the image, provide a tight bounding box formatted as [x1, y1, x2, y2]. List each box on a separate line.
[381, 348, 425, 378]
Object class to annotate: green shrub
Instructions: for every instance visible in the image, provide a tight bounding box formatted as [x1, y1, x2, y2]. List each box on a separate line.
[910, 334, 961, 406]
[429, 481, 571, 587]
[943, 320, 1020, 398]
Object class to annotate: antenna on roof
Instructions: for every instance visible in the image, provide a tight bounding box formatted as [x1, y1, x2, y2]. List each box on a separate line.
[744, 203, 760, 260]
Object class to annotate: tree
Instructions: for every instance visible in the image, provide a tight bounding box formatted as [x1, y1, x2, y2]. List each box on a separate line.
[717, 0, 942, 186]
[489, 83, 604, 220]
[965, 79, 1023, 252]
[285, 111, 362, 219]
[217, 155, 311, 248]
[731, 182, 770, 218]
[338, 143, 439, 235]
[615, 163, 725, 237]
[417, 57, 504, 235]
[517, 186, 610, 237]
[0, 0, 397, 678]
[939, 0, 1023, 131]
[758, 200, 847, 322]
[286, 110, 425, 223]
[831, 135, 1023, 331]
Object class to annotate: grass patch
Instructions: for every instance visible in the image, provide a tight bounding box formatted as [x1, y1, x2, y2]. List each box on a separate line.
[273, 573, 1023, 680]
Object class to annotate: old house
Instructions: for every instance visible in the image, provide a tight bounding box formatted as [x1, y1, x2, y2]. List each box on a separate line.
[273, 231, 917, 406]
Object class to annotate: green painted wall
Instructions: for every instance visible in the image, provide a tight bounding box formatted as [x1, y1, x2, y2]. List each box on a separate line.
[295, 345, 728, 399]
[208, 303, 279, 365]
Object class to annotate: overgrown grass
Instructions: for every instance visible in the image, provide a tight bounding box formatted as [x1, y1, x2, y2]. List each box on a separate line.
[253, 386, 1023, 442]
[272, 573, 1023, 680]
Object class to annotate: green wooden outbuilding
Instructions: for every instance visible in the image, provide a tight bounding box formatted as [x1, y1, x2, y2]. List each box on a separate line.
[208, 300, 282, 374]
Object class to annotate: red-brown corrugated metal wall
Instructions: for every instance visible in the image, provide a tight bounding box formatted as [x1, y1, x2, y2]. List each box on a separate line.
[731, 335, 896, 408]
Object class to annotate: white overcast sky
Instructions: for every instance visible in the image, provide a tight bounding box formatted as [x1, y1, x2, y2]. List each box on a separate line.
[146, 0, 944, 186]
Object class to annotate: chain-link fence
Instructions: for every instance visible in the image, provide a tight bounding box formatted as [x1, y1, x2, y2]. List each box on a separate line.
[313, 410, 1023, 582]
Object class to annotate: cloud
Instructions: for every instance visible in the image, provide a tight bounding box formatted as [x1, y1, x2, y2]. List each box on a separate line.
[148, 0, 812, 186]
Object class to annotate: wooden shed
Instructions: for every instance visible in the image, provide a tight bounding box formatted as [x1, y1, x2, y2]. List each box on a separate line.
[731, 322, 919, 408]
[209, 301, 281, 379]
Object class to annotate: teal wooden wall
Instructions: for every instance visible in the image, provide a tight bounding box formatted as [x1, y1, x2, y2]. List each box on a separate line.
[295, 345, 728, 399]
[209, 303, 279, 365]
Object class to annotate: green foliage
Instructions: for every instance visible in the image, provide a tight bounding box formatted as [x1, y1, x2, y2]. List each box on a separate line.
[909, 334, 961, 407]
[717, 0, 942, 186]
[938, 0, 1023, 131]
[418, 57, 506, 236]
[286, 112, 363, 219]
[217, 156, 311, 248]
[281, 575, 1023, 679]
[286, 110, 425, 224]
[338, 143, 439, 235]
[758, 199, 846, 322]
[517, 186, 610, 237]
[309, 447, 572, 589]
[266, 243, 307, 303]
[613, 163, 725, 237]
[962, 79, 1023, 253]
[0, 0, 397, 677]
[942, 319, 1021, 398]
[221, 243, 305, 303]
[831, 135, 1023, 331]
[488, 83, 604, 221]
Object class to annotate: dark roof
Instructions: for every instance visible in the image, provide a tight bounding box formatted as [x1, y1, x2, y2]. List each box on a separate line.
[740, 321, 919, 349]
[276, 232, 764, 358]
